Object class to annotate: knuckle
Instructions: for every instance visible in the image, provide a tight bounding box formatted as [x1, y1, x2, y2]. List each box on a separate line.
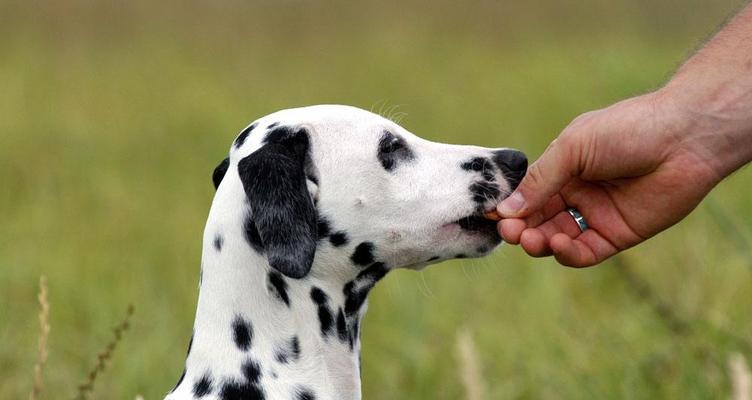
[567, 110, 598, 130]
[556, 131, 579, 153]
[555, 130, 586, 175]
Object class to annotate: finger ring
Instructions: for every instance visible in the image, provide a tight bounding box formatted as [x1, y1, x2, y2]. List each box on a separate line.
[566, 207, 588, 232]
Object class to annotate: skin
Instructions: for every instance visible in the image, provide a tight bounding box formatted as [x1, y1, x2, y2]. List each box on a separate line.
[496, 3, 752, 267]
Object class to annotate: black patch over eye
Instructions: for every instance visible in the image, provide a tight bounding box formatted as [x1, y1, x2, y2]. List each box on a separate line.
[377, 131, 414, 171]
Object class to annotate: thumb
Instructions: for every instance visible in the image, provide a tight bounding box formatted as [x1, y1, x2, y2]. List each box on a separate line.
[497, 137, 579, 218]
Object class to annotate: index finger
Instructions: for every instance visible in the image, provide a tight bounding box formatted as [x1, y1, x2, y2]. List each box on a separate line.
[498, 136, 581, 218]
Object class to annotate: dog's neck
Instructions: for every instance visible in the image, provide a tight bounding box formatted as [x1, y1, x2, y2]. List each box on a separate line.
[169, 185, 380, 400]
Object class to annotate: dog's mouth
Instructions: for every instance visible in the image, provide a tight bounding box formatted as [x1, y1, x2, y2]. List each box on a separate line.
[452, 209, 501, 241]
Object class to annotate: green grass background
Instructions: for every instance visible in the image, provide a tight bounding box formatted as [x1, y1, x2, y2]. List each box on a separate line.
[2, 0, 751, 398]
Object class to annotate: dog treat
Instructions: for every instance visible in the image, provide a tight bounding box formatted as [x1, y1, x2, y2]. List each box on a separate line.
[483, 210, 501, 221]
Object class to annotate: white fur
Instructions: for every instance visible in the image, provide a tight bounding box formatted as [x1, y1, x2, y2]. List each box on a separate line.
[166, 105, 518, 400]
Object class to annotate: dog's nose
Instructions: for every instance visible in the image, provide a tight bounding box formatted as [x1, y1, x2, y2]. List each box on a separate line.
[491, 149, 527, 190]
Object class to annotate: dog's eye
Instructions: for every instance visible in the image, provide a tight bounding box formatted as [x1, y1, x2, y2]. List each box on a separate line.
[379, 135, 405, 154]
[377, 131, 414, 171]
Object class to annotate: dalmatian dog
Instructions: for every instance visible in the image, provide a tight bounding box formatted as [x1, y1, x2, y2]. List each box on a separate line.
[165, 105, 527, 400]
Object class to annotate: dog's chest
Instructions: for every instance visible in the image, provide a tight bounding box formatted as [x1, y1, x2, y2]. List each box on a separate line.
[168, 255, 364, 400]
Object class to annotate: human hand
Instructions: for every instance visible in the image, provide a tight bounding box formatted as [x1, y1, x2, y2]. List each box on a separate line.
[496, 90, 725, 267]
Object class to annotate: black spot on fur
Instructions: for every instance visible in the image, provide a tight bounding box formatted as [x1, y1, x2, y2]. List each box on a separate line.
[344, 262, 389, 317]
[193, 374, 213, 397]
[219, 358, 264, 399]
[214, 234, 223, 252]
[294, 387, 317, 400]
[292, 336, 300, 355]
[455, 254, 467, 259]
[461, 157, 496, 182]
[232, 316, 253, 351]
[357, 261, 389, 283]
[267, 121, 280, 129]
[461, 157, 484, 172]
[427, 256, 440, 262]
[267, 272, 290, 307]
[234, 122, 259, 149]
[317, 216, 331, 239]
[275, 336, 301, 364]
[377, 130, 414, 171]
[275, 349, 288, 363]
[477, 245, 489, 253]
[317, 305, 334, 336]
[351, 242, 375, 266]
[343, 285, 362, 316]
[311, 287, 333, 337]
[220, 379, 265, 400]
[242, 359, 263, 382]
[238, 126, 317, 279]
[329, 231, 349, 247]
[336, 308, 347, 342]
[244, 217, 264, 253]
[310, 287, 328, 305]
[213, 157, 230, 189]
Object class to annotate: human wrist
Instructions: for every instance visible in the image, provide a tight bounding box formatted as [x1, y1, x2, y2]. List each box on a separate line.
[656, 79, 752, 181]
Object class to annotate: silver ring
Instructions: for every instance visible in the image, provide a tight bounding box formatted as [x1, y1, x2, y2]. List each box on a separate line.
[566, 207, 588, 232]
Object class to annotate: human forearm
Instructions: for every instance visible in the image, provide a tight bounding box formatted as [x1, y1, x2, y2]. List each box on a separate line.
[496, 4, 752, 267]
[661, 3, 752, 179]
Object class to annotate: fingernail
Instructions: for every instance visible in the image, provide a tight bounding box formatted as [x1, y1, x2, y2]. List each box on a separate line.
[497, 191, 525, 216]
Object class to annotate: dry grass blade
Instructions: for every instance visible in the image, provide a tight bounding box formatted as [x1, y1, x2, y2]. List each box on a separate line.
[729, 353, 752, 400]
[29, 275, 50, 400]
[456, 328, 486, 400]
[75, 304, 135, 400]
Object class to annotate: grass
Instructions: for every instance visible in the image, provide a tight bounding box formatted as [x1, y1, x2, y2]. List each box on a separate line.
[1, 0, 751, 398]
[28, 276, 49, 400]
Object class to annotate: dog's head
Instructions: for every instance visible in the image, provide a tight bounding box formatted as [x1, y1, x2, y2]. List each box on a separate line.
[212, 105, 526, 280]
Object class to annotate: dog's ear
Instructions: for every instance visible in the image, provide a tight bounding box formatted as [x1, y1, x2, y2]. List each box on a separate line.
[237, 127, 317, 279]
[212, 157, 230, 190]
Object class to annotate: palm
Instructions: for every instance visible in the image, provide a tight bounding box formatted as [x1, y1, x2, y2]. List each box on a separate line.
[499, 94, 721, 267]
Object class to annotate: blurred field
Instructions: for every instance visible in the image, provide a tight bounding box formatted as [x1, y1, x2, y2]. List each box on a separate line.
[1, 0, 751, 398]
